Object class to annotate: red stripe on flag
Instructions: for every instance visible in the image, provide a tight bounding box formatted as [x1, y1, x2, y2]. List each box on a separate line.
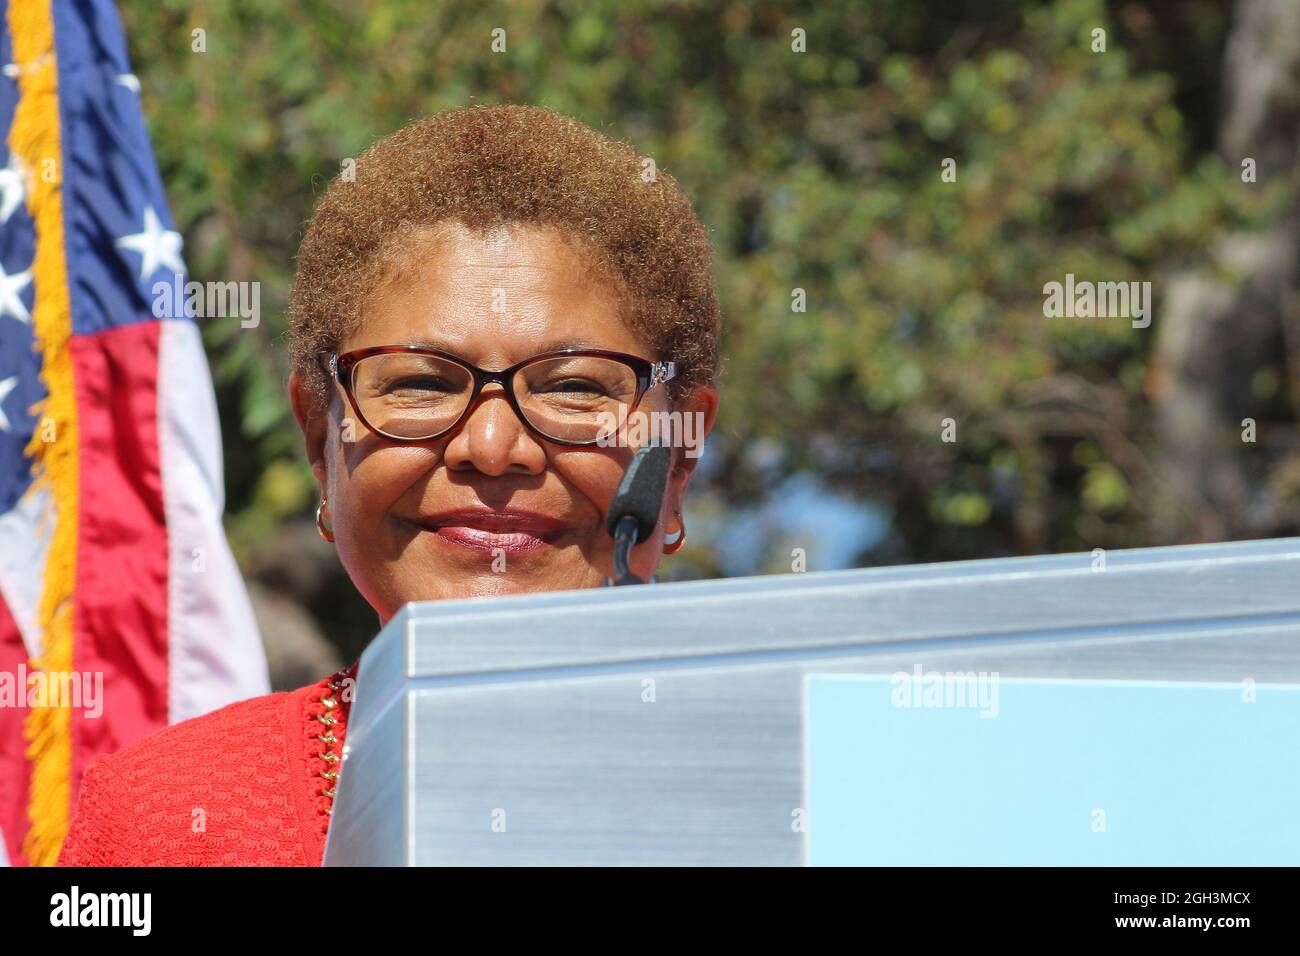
[69, 320, 170, 795]
[0, 596, 32, 866]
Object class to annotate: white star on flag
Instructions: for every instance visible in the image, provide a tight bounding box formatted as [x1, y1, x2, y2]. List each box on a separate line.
[0, 262, 32, 323]
[0, 375, 16, 432]
[0, 152, 26, 223]
[116, 205, 184, 283]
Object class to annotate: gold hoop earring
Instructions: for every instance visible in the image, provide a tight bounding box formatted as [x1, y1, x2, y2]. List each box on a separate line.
[663, 510, 686, 554]
[316, 500, 335, 543]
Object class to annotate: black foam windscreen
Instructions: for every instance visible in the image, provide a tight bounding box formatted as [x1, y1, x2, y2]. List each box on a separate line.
[604, 444, 673, 542]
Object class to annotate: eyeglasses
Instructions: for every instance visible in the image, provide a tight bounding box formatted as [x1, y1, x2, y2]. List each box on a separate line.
[323, 345, 677, 446]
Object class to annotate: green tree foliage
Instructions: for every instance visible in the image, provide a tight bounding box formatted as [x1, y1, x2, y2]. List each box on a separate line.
[120, 0, 1294, 579]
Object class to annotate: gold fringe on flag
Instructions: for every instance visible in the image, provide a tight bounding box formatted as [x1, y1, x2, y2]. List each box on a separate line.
[8, 0, 79, 867]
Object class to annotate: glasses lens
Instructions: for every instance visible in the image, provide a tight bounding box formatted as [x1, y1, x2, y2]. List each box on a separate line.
[516, 355, 639, 443]
[350, 352, 474, 439]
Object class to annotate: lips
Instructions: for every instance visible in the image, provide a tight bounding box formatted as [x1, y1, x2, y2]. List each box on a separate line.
[414, 509, 568, 554]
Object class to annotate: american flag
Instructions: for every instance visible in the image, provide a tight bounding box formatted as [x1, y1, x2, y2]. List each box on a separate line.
[0, 0, 268, 865]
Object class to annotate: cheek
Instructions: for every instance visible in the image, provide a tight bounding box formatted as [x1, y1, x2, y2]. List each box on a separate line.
[331, 438, 439, 532]
[547, 446, 633, 521]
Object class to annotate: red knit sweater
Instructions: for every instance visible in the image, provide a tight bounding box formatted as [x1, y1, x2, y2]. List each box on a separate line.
[57, 665, 355, 867]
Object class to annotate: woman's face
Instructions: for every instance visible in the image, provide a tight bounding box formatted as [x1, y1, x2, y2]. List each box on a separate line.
[290, 223, 718, 624]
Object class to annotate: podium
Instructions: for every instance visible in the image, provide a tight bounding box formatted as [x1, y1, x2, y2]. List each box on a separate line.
[322, 536, 1300, 865]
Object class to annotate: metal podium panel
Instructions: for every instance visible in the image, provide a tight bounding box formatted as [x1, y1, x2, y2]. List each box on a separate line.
[323, 536, 1300, 866]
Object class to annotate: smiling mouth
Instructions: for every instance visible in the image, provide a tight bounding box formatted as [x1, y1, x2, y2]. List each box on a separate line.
[413, 510, 568, 554]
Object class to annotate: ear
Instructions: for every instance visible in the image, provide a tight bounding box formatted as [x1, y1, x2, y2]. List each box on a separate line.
[289, 369, 330, 490]
[662, 385, 720, 527]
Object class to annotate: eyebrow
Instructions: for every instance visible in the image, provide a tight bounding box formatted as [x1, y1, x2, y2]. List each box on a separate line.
[401, 337, 611, 355]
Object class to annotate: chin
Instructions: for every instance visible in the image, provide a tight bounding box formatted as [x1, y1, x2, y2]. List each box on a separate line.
[398, 566, 601, 605]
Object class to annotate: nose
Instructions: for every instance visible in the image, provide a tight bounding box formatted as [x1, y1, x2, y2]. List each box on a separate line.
[441, 385, 547, 477]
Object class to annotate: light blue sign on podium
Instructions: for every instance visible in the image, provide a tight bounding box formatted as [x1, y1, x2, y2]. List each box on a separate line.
[807, 676, 1300, 866]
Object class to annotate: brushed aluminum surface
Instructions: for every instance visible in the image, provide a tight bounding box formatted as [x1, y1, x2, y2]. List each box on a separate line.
[323, 536, 1300, 865]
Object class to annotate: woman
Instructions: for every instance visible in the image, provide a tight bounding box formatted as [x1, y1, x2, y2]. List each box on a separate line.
[57, 105, 720, 866]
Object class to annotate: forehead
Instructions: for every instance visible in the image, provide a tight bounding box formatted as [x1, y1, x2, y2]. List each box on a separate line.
[343, 223, 651, 365]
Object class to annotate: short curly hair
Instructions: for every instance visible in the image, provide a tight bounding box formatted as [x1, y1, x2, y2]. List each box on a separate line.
[288, 105, 721, 405]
